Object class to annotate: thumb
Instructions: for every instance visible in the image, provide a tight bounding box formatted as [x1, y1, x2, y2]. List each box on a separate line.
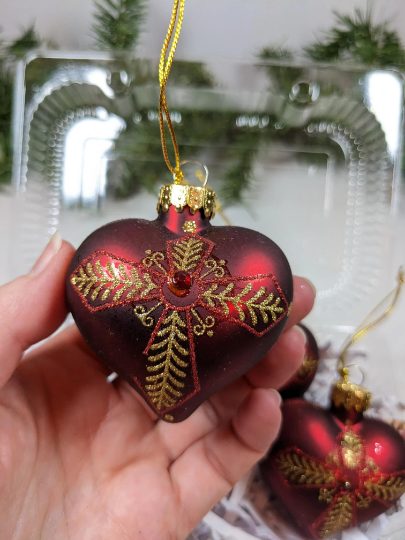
[0, 232, 75, 388]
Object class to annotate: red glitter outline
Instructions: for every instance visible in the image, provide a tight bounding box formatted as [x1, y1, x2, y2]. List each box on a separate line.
[186, 308, 201, 393]
[133, 375, 199, 416]
[69, 250, 162, 312]
[143, 306, 170, 355]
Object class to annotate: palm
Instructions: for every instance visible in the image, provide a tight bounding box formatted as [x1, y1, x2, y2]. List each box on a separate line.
[0, 240, 314, 539]
[3, 330, 182, 539]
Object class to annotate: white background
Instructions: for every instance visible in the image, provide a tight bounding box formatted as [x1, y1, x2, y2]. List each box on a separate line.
[1, 0, 405, 61]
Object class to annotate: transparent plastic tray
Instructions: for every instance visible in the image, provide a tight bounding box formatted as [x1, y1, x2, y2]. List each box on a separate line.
[11, 51, 404, 337]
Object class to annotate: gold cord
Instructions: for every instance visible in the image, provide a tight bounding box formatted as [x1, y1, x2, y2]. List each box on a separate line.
[338, 268, 404, 379]
[159, 0, 185, 185]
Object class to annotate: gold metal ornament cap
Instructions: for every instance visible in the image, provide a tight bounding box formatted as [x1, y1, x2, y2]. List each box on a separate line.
[157, 184, 217, 218]
[332, 379, 371, 413]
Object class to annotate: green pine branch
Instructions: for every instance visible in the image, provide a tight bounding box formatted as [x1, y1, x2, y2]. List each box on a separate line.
[0, 26, 42, 184]
[7, 26, 41, 58]
[220, 147, 256, 206]
[219, 128, 274, 206]
[168, 61, 214, 88]
[259, 46, 294, 63]
[0, 68, 13, 184]
[258, 46, 305, 96]
[305, 9, 405, 67]
[93, 0, 146, 51]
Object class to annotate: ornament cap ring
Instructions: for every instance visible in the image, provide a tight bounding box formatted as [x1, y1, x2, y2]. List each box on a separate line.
[332, 378, 371, 413]
[158, 182, 217, 218]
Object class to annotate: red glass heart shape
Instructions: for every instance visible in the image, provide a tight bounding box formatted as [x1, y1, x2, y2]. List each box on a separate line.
[261, 399, 405, 539]
[66, 204, 293, 422]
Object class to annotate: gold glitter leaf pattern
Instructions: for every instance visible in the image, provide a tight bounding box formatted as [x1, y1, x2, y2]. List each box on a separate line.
[203, 283, 284, 325]
[297, 355, 318, 379]
[364, 476, 405, 501]
[276, 453, 335, 485]
[319, 488, 337, 504]
[172, 237, 204, 271]
[318, 495, 353, 538]
[341, 431, 364, 470]
[71, 260, 157, 302]
[145, 311, 189, 410]
[356, 493, 372, 508]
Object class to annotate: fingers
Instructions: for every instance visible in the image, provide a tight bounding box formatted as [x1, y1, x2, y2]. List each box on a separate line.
[157, 327, 303, 461]
[245, 325, 306, 389]
[28, 322, 160, 424]
[27, 323, 101, 366]
[171, 388, 282, 535]
[0, 233, 75, 388]
[155, 388, 231, 463]
[284, 276, 316, 331]
[244, 275, 315, 390]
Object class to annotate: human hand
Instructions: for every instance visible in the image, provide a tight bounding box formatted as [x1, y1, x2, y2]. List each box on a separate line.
[0, 233, 314, 539]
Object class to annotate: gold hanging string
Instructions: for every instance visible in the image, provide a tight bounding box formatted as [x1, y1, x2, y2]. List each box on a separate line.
[338, 267, 405, 380]
[159, 0, 185, 184]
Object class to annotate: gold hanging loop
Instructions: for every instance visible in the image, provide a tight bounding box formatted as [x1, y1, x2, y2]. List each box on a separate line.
[159, 0, 186, 184]
[180, 160, 209, 186]
[194, 165, 233, 226]
[337, 267, 405, 379]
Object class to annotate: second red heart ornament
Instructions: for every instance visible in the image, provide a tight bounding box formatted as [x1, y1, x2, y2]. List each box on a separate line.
[280, 323, 319, 399]
[261, 382, 405, 539]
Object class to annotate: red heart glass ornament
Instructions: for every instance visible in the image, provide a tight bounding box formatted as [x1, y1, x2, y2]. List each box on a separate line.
[261, 385, 405, 539]
[66, 184, 293, 422]
[280, 324, 319, 399]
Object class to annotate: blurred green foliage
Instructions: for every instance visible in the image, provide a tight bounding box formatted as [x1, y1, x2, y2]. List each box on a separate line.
[1, 7, 405, 203]
[0, 26, 42, 185]
[93, 0, 145, 51]
[305, 9, 405, 67]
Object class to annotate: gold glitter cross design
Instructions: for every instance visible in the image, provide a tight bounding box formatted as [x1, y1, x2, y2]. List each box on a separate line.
[275, 429, 405, 538]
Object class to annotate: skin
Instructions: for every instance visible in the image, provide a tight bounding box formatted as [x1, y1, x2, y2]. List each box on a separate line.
[0, 238, 315, 540]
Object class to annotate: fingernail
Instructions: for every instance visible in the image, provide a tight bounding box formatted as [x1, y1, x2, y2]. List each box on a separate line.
[303, 278, 316, 297]
[30, 231, 62, 276]
[270, 388, 283, 407]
